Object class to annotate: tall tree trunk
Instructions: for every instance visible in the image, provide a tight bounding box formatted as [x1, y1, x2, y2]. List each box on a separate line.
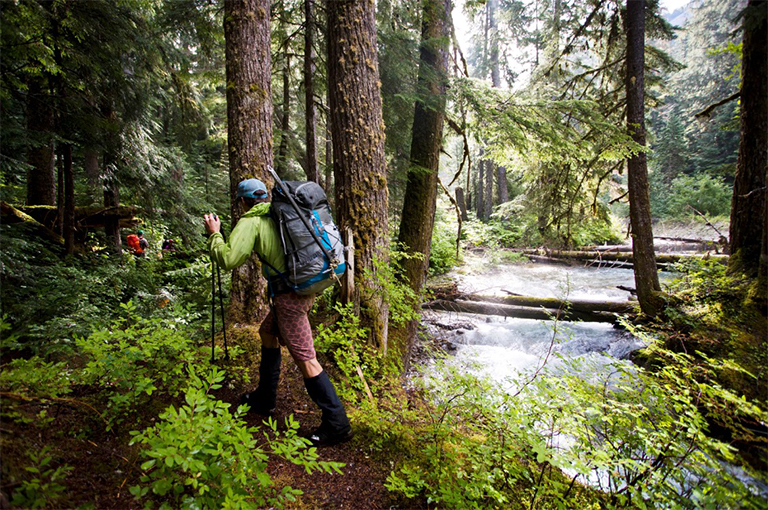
[456, 187, 468, 222]
[476, 158, 484, 219]
[224, 0, 273, 324]
[84, 149, 101, 202]
[328, 0, 390, 353]
[398, 0, 450, 293]
[729, 0, 767, 277]
[276, 54, 291, 176]
[484, 157, 493, 219]
[25, 79, 56, 206]
[496, 165, 508, 203]
[626, 0, 661, 316]
[397, 0, 450, 372]
[102, 104, 121, 254]
[63, 143, 75, 255]
[325, 104, 333, 196]
[103, 151, 121, 254]
[304, 0, 319, 183]
[57, 149, 64, 236]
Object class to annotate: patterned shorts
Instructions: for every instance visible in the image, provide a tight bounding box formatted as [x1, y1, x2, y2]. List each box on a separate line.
[259, 292, 316, 361]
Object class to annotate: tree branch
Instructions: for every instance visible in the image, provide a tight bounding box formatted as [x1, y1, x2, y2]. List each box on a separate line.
[694, 92, 740, 119]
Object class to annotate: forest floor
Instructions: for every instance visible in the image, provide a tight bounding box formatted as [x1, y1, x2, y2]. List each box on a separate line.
[1, 331, 420, 510]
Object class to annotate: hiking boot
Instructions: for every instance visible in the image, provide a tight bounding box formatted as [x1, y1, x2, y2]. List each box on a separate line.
[241, 346, 281, 415]
[304, 425, 354, 447]
[303, 371, 352, 446]
[240, 390, 276, 415]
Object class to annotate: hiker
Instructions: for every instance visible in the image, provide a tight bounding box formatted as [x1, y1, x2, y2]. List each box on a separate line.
[126, 230, 146, 256]
[138, 230, 149, 254]
[162, 238, 176, 252]
[203, 177, 352, 447]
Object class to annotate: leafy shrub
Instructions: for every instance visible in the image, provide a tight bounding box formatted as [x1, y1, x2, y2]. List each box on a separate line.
[9, 445, 72, 509]
[0, 356, 72, 426]
[385, 345, 767, 509]
[463, 215, 522, 250]
[0, 225, 165, 356]
[129, 367, 343, 509]
[365, 247, 422, 327]
[74, 301, 215, 429]
[314, 303, 393, 404]
[429, 219, 459, 276]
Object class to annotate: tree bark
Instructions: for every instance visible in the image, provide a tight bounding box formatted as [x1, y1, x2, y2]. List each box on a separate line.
[328, 0, 390, 353]
[63, 144, 75, 255]
[397, 0, 451, 370]
[484, 155, 493, 218]
[102, 157, 121, 254]
[476, 158, 485, 219]
[625, 0, 661, 316]
[729, 0, 767, 277]
[496, 165, 508, 203]
[456, 186, 469, 221]
[304, 0, 319, 183]
[224, 0, 273, 324]
[398, 0, 450, 294]
[276, 53, 291, 177]
[84, 149, 100, 201]
[25, 78, 56, 206]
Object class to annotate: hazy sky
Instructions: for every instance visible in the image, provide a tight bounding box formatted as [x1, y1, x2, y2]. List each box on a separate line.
[660, 0, 689, 13]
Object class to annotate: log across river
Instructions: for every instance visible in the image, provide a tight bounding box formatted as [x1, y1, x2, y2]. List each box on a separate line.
[424, 293, 638, 323]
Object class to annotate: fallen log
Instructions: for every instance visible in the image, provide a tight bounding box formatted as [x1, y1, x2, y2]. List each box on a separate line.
[1, 202, 64, 245]
[423, 299, 622, 323]
[462, 294, 638, 314]
[519, 249, 728, 265]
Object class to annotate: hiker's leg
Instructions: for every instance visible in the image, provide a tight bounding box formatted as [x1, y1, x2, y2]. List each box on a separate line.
[240, 311, 284, 414]
[273, 292, 317, 364]
[273, 292, 351, 445]
[294, 358, 322, 378]
[304, 371, 352, 445]
[240, 345, 281, 414]
[258, 309, 281, 348]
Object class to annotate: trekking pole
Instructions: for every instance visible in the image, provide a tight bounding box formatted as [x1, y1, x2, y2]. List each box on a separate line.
[209, 215, 229, 363]
[211, 260, 216, 363]
[216, 262, 229, 361]
[267, 166, 341, 281]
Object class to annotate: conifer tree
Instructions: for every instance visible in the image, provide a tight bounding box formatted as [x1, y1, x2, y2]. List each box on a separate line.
[626, 0, 662, 316]
[328, 0, 390, 352]
[729, 0, 767, 278]
[223, 0, 273, 323]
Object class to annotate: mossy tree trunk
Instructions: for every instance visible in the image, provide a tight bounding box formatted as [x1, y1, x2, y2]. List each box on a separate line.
[626, 0, 662, 317]
[224, 0, 272, 324]
[397, 0, 451, 369]
[304, 0, 319, 183]
[328, 0, 390, 353]
[729, 0, 767, 278]
[398, 0, 450, 294]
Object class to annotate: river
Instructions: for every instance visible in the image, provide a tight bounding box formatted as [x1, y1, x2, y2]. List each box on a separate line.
[421, 254, 768, 505]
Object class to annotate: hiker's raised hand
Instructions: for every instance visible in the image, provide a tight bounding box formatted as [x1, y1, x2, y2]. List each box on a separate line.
[203, 213, 221, 235]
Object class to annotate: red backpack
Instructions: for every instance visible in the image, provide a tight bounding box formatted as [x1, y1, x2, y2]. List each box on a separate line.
[126, 234, 143, 254]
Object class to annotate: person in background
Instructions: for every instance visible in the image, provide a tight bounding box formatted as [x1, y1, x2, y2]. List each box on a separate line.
[137, 230, 149, 255]
[203, 178, 352, 447]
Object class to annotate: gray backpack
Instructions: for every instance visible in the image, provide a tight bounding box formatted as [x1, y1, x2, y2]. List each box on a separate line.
[267, 174, 346, 296]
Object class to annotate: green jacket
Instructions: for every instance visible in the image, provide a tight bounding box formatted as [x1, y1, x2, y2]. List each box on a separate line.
[207, 202, 286, 278]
